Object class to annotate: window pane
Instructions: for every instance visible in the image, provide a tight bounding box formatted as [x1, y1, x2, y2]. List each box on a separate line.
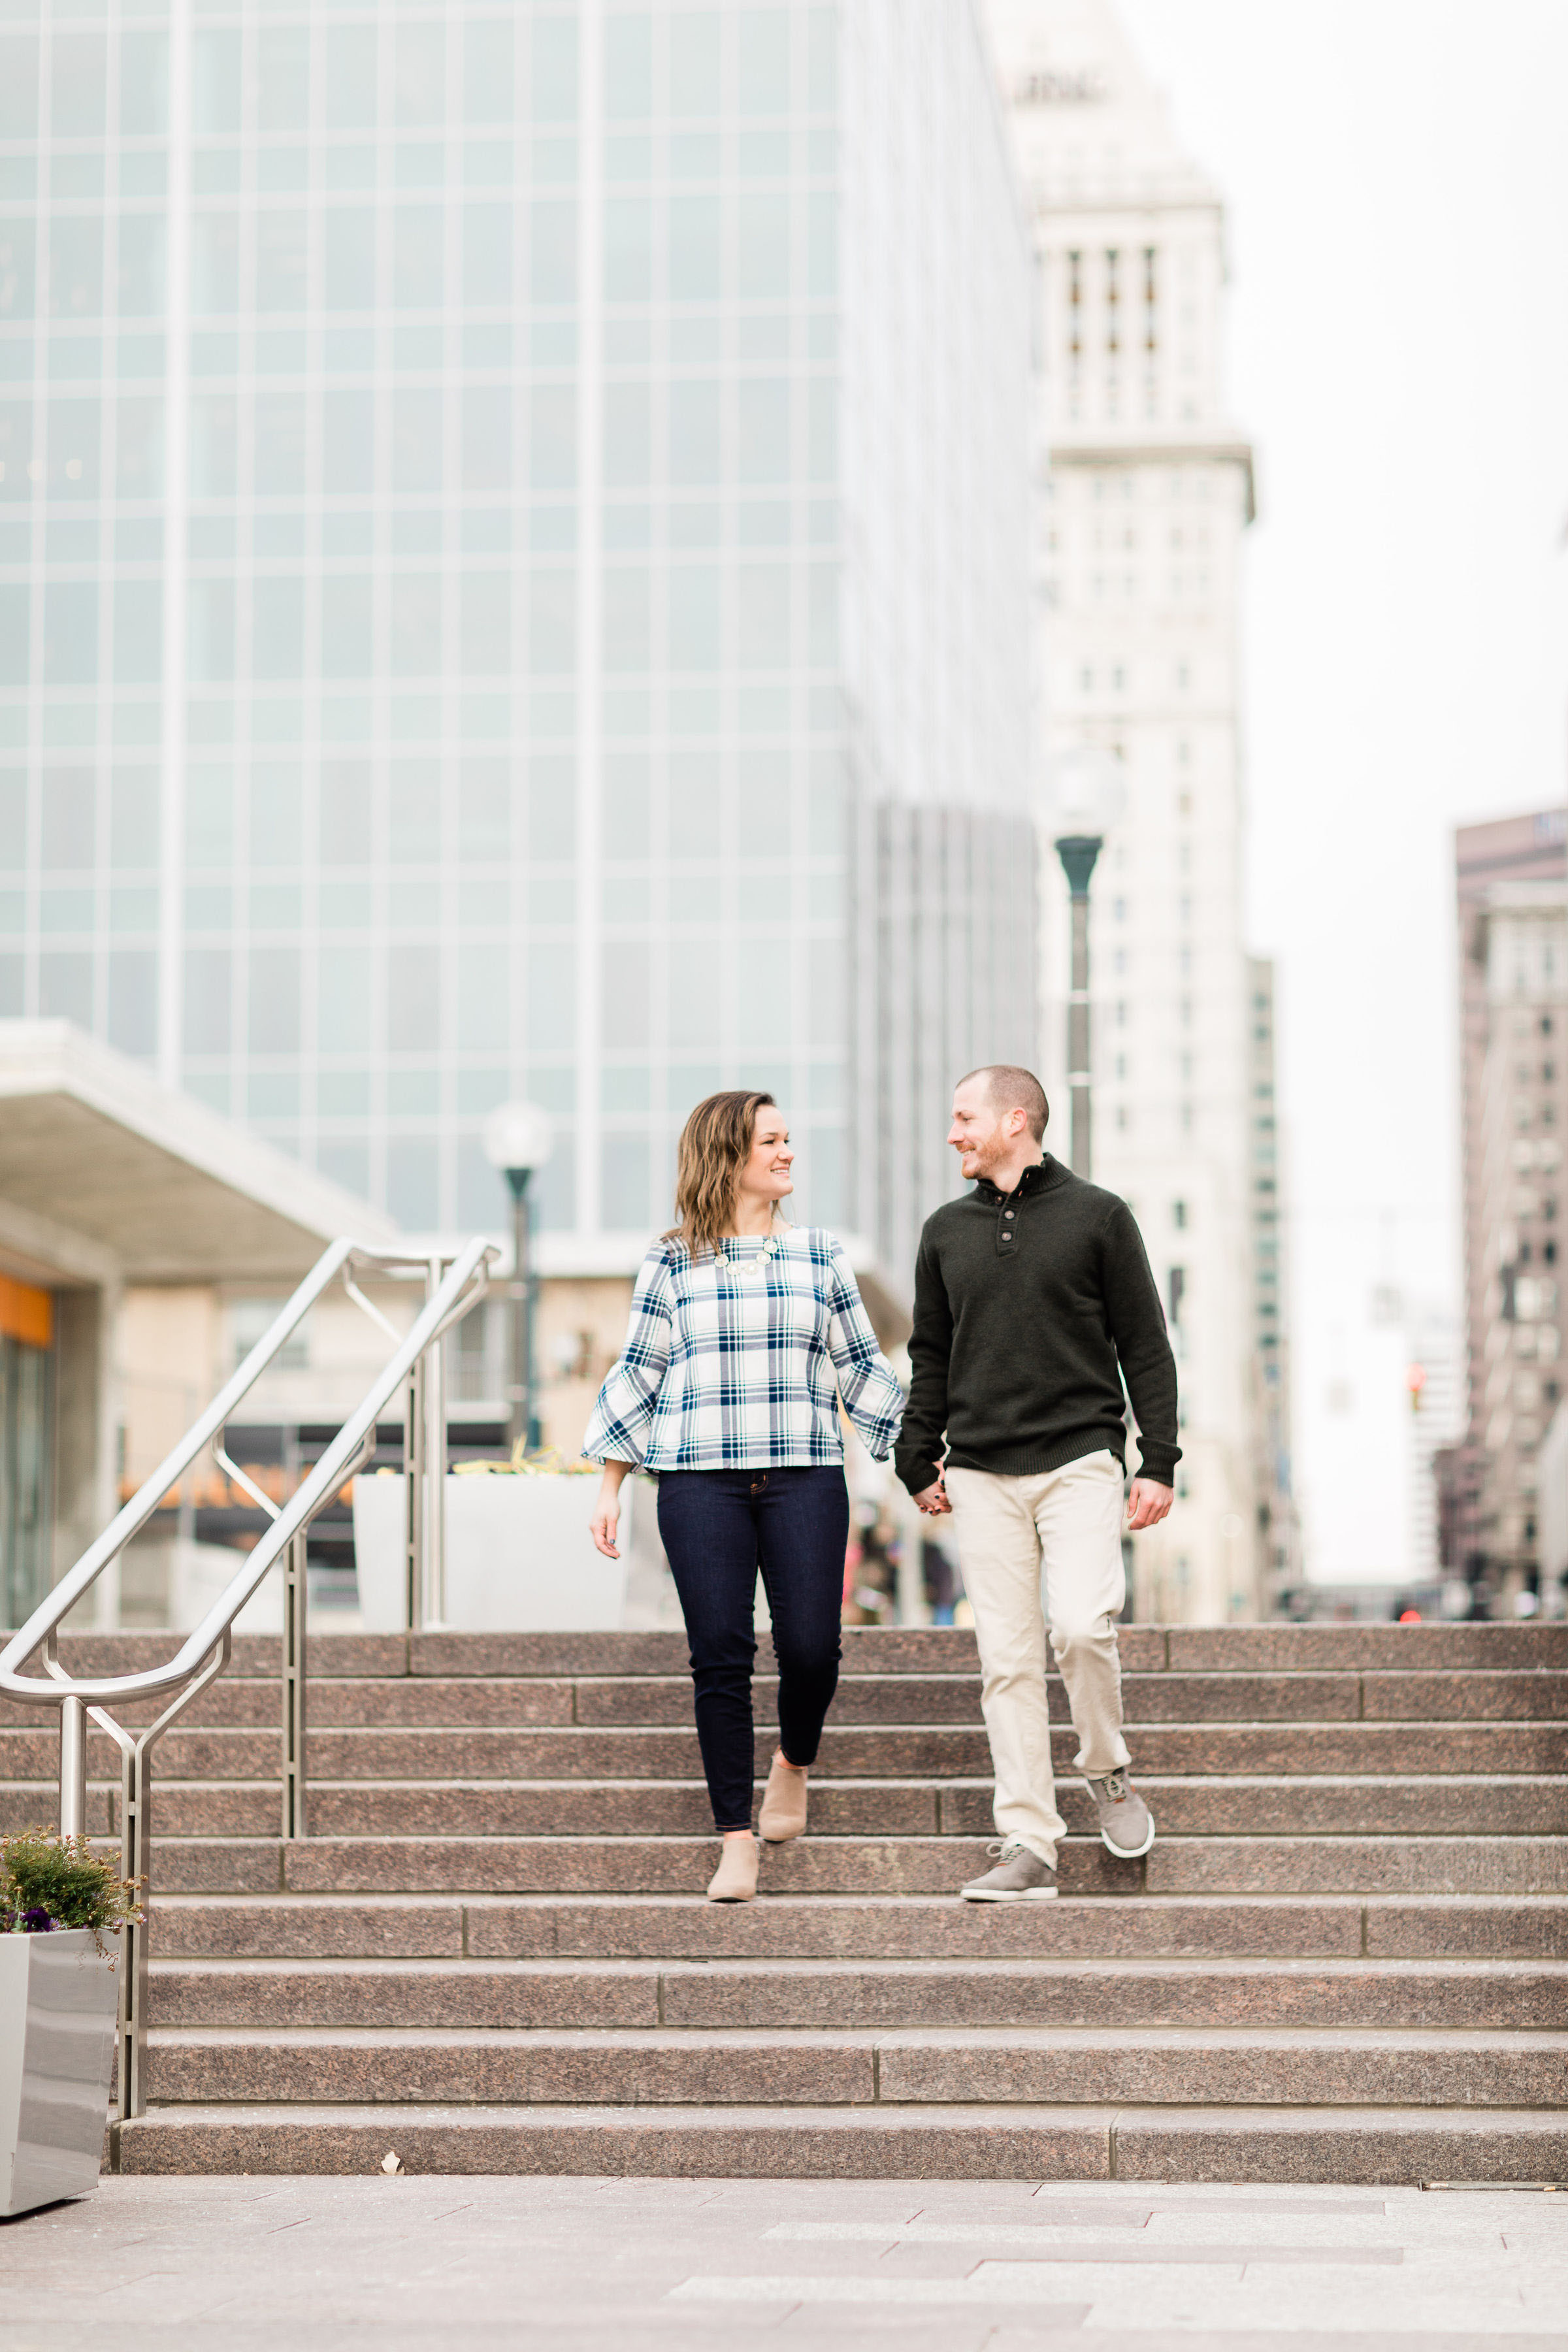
[254, 391, 306, 495]
[459, 572, 510, 675]
[394, 24, 444, 129]
[319, 762, 370, 862]
[323, 389, 374, 494]
[464, 19, 512, 127]
[325, 26, 377, 133]
[389, 760, 442, 862]
[529, 756, 574, 858]
[461, 385, 510, 493]
[116, 396, 163, 498]
[117, 214, 165, 319]
[738, 380, 787, 484]
[602, 941, 649, 1047]
[114, 580, 162, 684]
[526, 938, 574, 1052]
[601, 1133, 649, 1227]
[391, 573, 443, 677]
[252, 578, 304, 679]
[43, 582, 97, 685]
[462, 203, 511, 307]
[257, 27, 310, 134]
[52, 32, 106, 137]
[459, 759, 510, 858]
[185, 765, 233, 866]
[603, 382, 649, 487]
[319, 942, 370, 1049]
[171, 974, 226, 1088]
[41, 770, 95, 870]
[250, 945, 301, 1053]
[325, 208, 376, 310]
[670, 13, 721, 117]
[457, 942, 508, 1051]
[108, 947, 157, 1054]
[668, 380, 719, 485]
[48, 395, 100, 499]
[668, 193, 720, 299]
[387, 941, 440, 1050]
[529, 384, 576, 489]
[602, 567, 649, 673]
[393, 203, 443, 309]
[189, 395, 237, 497]
[48, 218, 102, 319]
[320, 576, 372, 678]
[393, 387, 442, 493]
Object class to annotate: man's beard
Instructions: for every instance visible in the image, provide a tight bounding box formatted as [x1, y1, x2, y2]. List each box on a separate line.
[963, 1131, 1009, 1180]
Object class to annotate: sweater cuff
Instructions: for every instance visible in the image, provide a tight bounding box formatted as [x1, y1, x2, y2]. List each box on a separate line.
[894, 1450, 941, 1497]
[1135, 1443, 1179, 1488]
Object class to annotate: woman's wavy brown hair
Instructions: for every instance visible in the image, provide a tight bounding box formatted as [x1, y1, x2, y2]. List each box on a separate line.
[667, 1090, 777, 1262]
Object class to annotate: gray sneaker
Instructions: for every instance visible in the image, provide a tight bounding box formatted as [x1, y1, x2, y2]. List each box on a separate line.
[1087, 1769, 1156, 1859]
[960, 1840, 1058, 1902]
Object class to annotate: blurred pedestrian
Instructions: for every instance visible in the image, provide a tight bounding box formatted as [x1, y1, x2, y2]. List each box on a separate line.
[896, 1066, 1179, 1901]
[585, 1091, 904, 1903]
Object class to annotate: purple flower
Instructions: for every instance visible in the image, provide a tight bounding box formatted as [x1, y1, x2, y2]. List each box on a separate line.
[21, 1908, 58, 1933]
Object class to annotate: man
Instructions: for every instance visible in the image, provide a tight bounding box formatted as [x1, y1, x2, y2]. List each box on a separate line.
[895, 1066, 1178, 1901]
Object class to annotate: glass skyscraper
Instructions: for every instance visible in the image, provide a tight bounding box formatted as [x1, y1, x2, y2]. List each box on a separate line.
[1, 0, 1036, 1288]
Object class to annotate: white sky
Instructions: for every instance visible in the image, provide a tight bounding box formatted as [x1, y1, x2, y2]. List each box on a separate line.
[1117, 0, 1568, 1578]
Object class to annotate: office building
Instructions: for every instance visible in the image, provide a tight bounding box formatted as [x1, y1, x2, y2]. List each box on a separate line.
[0, 0, 1037, 1469]
[1454, 808, 1567, 1605]
[985, 0, 1271, 1618]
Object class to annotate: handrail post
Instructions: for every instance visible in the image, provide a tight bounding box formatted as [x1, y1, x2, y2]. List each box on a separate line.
[420, 1256, 448, 1629]
[405, 1353, 425, 1632]
[116, 1742, 151, 2121]
[281, 1529, 308, 1840]
[58, 1695, 88, 1840]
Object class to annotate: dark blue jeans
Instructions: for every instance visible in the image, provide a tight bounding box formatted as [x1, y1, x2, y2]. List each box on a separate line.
[656, 1465, 849, 1833]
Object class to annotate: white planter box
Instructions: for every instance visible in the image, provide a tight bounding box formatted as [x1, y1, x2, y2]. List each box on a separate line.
[0, 1929, 119, 2219]
[351, 1473, 632, 1631]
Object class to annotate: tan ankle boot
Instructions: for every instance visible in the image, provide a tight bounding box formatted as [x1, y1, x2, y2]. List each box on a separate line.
[706, 1835, 759, 1903]
[758, 1751, 808, 1844]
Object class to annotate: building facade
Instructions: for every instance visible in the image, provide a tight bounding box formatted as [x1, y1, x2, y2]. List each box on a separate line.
[1454, 809, 1567, 1607]
[984, 0, 1271, 1619]
[0, 0, 1036, 1393]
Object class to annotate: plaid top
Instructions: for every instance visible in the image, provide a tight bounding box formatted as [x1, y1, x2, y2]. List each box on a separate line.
[584, 1227, 905, 1471]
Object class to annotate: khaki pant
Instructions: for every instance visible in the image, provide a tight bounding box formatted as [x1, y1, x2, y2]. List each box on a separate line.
[945, 1452, 1131, 1867]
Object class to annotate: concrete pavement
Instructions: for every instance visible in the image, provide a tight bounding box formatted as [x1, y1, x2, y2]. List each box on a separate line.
[2, 2174, 1567, 2349]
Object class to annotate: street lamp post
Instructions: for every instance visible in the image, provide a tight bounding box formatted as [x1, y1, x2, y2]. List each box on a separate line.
[1047, 747, 1126, 1181]
[482, 1102, 556, 1458]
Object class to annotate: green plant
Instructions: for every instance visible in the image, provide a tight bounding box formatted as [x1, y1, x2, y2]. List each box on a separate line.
[0, 1827, 143, 1961]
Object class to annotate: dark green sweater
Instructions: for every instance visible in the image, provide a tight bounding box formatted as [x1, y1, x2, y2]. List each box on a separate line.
[894, 1154, 1181, 1495]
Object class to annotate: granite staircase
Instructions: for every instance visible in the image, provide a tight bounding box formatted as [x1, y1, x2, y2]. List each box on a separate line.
[3, 1623, 1565, 2183]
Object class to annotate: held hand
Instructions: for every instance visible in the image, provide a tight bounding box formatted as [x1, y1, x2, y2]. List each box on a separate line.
[1126, 1478, 1173, 1531]
[913, 1473, 952, 1518]
[589, 1501, 621, 1560]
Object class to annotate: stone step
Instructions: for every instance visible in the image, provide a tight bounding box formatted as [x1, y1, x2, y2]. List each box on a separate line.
[140, 1831, 1568, 1898]
[148, 1889, 1568, 1961]
[113, 2099, 1568, 2182]
[146, 1953, 1568, 2032]
[25, 1621, 1568, 1688]
[140, 2023, 1568, 2110]
[7, 1720, 1565, 1786]
[20, 1772, 1560, 1844]
[7, 1666, 1567, 1744]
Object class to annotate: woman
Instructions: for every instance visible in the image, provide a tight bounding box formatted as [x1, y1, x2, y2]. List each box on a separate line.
[585, 1091, 904, 1903]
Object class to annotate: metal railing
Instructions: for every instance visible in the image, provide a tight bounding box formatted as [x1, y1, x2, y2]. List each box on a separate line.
[0, 1234, 497, 2125]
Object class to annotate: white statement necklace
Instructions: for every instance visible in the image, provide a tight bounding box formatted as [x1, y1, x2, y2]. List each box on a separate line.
[713, 1227, 784, 1278]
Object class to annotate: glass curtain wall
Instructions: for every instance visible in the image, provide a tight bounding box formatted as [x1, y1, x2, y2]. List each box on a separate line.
[0, 0, 1035, 1271]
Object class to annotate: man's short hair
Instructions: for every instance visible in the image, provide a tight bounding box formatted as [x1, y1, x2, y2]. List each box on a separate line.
[960, 1064, 1049, 1143]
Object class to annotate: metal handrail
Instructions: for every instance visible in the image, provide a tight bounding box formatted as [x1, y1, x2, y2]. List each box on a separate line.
[0, 1232, 498, 2129]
